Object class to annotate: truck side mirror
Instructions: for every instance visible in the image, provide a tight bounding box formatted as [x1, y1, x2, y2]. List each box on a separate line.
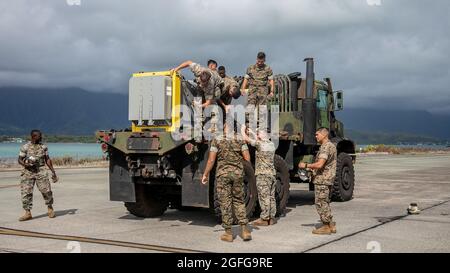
[334, 91, 344, 111]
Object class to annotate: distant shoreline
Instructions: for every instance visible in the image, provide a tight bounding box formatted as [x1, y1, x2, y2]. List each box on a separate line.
[0, 135, 97, 144]
[0, 156, 107, 171]
[357, 144, 450, 154]
[1, 148, 449, 171]
[1, 133, 450, 146]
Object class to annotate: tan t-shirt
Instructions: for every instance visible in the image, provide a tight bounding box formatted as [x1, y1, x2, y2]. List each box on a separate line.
[313, 141, 337, 185]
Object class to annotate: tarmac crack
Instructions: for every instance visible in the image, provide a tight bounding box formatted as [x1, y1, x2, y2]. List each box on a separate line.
[0, 184, 19, 189]
[0, 247, 39, 253]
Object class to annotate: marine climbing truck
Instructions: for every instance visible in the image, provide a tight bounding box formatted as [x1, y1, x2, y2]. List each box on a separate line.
[96, 58, 356, 219]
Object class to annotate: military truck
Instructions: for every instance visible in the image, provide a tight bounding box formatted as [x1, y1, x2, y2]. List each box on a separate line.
[96, 58, 355, 219]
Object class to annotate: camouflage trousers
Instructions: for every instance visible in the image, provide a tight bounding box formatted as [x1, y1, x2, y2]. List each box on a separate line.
[247, 87, 269, 131]
[193, 103, 220, 141]
[206, 106, 220, 136]
[314, 184, 333, 224]
[247, 86, 269, 106]
[20, 170, 53, 210]
[216, 174, 248, 229]
[246, 104, 269, 132]
[256, 174, 276, 220]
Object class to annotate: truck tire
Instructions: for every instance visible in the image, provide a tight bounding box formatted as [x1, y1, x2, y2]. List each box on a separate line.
[274, 155, 290, 217]
[213, 160, 258, 222]
[332, 152, 355, 202]
[125, 183, 169, 217]
[243, 160, 258, 218]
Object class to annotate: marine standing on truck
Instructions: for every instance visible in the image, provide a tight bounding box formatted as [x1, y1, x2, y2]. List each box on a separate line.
[201, 123, 252, 242]
[241, 125, 277, 226]
[299, 127, 337, 235]
[217, 65, 240, 114]
[171, 60, 224, 135]
[18, 130, 58, 221]
[241, 52, 275, 130]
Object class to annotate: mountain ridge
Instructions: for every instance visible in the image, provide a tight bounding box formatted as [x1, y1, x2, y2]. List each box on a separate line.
[1, 87, 449, 142]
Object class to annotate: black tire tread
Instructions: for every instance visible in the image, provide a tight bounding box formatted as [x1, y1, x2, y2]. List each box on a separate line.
[125, 183, 168, 217]
[274, 155, 290, 217]
[332, 152, 355, 202]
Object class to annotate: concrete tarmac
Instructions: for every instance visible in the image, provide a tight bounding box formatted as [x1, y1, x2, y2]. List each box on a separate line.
[0, 154, 449, 253]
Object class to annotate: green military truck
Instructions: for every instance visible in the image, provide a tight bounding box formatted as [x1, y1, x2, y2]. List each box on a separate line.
[96, 58, 355, 219]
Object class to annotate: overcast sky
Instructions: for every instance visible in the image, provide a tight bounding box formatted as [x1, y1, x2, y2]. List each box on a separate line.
[0, 0, 449, 114]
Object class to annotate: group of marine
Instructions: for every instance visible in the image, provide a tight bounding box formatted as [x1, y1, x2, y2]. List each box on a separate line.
[16, 52, 337, 244]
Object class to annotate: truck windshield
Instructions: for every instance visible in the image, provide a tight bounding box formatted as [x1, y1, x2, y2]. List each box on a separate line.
[317, 90, 328, 110]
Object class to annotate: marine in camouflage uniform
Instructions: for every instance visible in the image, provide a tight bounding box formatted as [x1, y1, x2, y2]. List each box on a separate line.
[172, 60, 224, 138]
[217, 66, 240, 116]
[18, 130, 58, 221]
[253, 137, 277, 225]
[313, 140, 336, 224]
[189, 62, 223, 101]
[242, 52, 274, 131]
[299, 128, 337, 235]
[244, 64, 273, 106]
[202, 126, 252, 242]
[220, 76, 238, 105]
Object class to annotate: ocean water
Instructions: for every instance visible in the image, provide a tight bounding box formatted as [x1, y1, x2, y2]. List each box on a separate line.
[0, 143, 104, 160]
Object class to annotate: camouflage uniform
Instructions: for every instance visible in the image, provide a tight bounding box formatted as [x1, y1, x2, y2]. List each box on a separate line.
[218, 76, 239, 124]
[210, 136, 249, 229]
[244, 64, 273, 131]
[312, 141, 337, 224]
[220, 76, 239, 106]
[19, 142, 54, 210]
[190, 63, 223, 101]
[251, 139, 276, 220]
[190, 63, 223, 135]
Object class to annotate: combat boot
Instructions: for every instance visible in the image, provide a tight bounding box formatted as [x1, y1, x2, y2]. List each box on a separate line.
[252, 218, 269, 226]
[241, 225, 252, 241]
[48, 206, 55, 218]
[330, 222, 337, 233]
[19, 210, 32, 221]
[312, 223, 332, 235]
[220, 229, 233, 242]
[269, 218, 277, 225]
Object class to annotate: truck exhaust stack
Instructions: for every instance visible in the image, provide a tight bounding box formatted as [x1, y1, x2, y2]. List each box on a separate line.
[302, 58, 317, 145]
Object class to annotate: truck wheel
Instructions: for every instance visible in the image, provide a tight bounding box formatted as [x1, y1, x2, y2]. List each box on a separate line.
[125, 183, 169, 217]
[213, 161, 258, 222]
[332, 152, 355, 202]
[274, 155, 290, 217]
[243, 160, 258, 218]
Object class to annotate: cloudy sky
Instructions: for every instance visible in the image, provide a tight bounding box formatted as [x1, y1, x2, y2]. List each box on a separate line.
[0, 0, 449, 114]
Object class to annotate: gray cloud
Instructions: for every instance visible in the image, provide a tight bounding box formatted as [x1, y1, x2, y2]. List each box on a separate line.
[0, 0, 449, 113]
